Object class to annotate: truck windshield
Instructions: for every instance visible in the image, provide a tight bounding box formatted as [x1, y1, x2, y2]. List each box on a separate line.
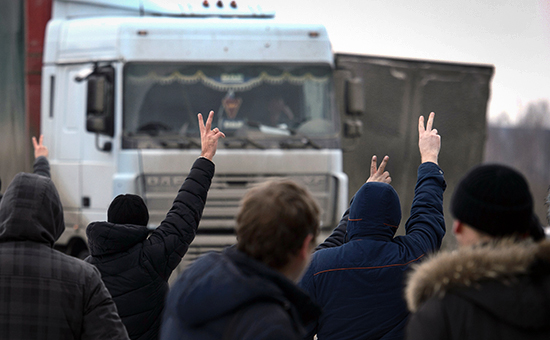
[123, 63, 339, 149]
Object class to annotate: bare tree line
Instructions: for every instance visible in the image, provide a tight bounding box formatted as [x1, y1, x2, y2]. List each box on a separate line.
[490, 99, 550, 129]
[485, 100, 550, 226]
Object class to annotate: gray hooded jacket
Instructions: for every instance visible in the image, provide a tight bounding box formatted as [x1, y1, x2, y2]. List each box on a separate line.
[0, 166, 129, 340]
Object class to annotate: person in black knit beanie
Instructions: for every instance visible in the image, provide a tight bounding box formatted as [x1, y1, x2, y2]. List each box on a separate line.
[405, 163, 550, 340]
[107, 194, 150, 227]
[450, 164, 544, 241]
[85, 111, 225, 340]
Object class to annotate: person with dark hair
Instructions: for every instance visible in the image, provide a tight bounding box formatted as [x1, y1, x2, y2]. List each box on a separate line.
[299, 112, 446, 340]
[85, 111, 224, 340]
[160, 179, 323, 340]
[405, 164, 550, 340]
[0, 136, 129, 339]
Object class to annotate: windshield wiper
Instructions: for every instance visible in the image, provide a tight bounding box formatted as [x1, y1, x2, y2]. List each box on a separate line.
[224, 138, 266, 150]
[279, 137, 321, 150]
[179, 136, 201, 148]
[246, 120, 321, 149]
[157, 136, 201, 149]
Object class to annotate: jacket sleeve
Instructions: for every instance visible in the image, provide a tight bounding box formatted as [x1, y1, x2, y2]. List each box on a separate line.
[143, 157, 215, 279]
[33, 156, 50, 178]
[403, 162, 446, 252]
[405, 297, 447, 340]
[81, 266, 130, 340]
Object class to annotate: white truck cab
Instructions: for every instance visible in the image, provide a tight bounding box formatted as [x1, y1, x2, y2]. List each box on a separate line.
[42, 0, 358, 266]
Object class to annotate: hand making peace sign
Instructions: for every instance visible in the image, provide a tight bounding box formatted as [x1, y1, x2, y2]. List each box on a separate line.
[32, 135, 49, 159]
[198, 111, 225, 161]
[418, 112, 441, 164]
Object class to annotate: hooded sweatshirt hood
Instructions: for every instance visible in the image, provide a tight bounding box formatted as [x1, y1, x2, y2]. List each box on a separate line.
[168, 247, 320, 328]
[0, 172, 64, 247]
[347, 182, 401, 240]
[86, 221, 150, 256]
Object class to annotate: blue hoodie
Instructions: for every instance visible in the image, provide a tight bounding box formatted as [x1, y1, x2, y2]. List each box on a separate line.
[160, 246, 322, 340]
[300, 162, 446, 340]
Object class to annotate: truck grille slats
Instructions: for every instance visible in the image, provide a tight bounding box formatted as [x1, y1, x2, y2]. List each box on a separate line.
[142, 173, 334, 230]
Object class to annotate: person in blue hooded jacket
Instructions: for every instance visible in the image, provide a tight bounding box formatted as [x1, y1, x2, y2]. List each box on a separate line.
[299, 112, 446, 340]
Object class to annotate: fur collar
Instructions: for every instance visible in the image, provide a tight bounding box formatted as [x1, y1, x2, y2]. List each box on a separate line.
[406, 239, 550, 312]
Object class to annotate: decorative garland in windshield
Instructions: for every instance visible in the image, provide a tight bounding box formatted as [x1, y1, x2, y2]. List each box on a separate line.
[128, 70, 329, 91]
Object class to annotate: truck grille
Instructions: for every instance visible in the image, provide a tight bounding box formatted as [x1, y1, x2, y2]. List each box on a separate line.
[143, 173, 337, 284]
[142, 173, 336, 230]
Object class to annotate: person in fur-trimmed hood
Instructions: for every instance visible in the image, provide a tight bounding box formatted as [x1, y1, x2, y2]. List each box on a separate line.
[405, 164, 550, 340]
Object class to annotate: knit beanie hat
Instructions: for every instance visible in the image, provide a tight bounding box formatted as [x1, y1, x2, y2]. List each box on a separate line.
[451, 164, 533, 237]
[107, 194, 149, 226]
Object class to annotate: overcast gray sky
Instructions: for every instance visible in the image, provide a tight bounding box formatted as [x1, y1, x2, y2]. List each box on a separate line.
[265, 0, 550, 124]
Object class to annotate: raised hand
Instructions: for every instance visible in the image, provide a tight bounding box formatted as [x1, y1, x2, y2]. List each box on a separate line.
[198, 111, 225, 161]
[418, 112, 441, 164]
[32, 135, 49, 159]
[366, 155, 391, 184]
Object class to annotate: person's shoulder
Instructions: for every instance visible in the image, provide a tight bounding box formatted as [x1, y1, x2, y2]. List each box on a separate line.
[191, 249, 224, 265]
[303, 245, 350, 280]
[52, 249, 97, 270]
[309, 246, 338, 267]
[86, 220, 111, 233]
[313, 239, 358, 261]
[174, 251, 227, 282]
[230, 301, 300, 340]
[46, 248, 102, 283]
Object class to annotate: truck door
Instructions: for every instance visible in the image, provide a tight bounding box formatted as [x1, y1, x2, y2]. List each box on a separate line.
[335, 53, 493, 248]
[50, 65, 87, 212]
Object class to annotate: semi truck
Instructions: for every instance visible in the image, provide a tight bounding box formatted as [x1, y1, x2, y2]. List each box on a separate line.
[39, 0, 493, 270]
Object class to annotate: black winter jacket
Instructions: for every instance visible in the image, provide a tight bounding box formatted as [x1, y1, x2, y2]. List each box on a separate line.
[85, 157, 214, 340]
[405, 239, 550, 340]
[0, 162, 129, 339]
[160, 246, 322, 340]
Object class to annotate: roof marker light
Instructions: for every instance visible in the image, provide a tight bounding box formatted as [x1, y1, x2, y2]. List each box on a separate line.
[203, 0, 209, 7]
[230, 1, 237, 8]
[217, 0, 223, 8]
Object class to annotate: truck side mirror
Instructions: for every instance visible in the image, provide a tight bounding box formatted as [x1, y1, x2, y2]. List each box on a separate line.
[346, 77, 365, 115]
[86, 66, 115, 137]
